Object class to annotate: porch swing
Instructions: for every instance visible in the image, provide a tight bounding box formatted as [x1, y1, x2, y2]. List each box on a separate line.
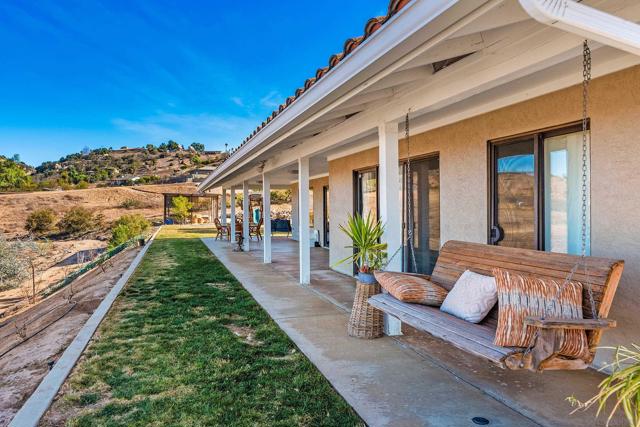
[369, 41, 625, 372]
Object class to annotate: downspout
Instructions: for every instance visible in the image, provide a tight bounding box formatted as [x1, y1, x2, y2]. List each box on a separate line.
[518, 0, 640, 56]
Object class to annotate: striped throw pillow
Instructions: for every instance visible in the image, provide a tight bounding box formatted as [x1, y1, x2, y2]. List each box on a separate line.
[493, 268, 589, 358]
[374, 271, 448, 307]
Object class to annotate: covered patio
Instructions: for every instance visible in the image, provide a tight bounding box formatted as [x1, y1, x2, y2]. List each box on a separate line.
[242, 237, 357, 311]
[203, 235, 615, 426]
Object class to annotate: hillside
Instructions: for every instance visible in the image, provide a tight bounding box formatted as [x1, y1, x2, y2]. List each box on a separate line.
[1, 142, 226, 192]
[0, 182, 197, 238]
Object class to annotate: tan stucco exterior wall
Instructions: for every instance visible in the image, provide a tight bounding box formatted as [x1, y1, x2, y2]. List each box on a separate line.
[328, 148, 379, 275]
[290, 176, 330, 245]
[327, 65, 640, 366]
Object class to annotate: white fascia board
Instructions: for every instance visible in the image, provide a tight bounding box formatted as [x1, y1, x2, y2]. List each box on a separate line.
[518, 0, 640, 56]
[198, 0, 503, 191]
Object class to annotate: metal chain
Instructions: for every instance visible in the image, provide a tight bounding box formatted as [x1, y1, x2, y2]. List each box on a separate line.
[581, 40, 598, 319]
[405, 111, 418, 273]
[522, 41, 595, 365]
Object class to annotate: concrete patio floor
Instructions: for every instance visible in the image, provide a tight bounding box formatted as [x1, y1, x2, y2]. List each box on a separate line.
[202, 237, 612, 427]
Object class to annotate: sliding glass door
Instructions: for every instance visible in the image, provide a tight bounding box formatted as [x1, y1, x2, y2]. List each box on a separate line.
[543, 131, 590, 254]
[403, 156, 440, 274]
[491, 138, 536, 249]
[490, 125, 590, 255]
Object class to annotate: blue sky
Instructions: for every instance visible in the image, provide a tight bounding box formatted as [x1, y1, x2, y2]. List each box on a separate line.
[0, 0, 388, 166]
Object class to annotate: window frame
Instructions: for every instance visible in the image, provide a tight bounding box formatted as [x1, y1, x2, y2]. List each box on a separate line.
[487, 120, 589, 251]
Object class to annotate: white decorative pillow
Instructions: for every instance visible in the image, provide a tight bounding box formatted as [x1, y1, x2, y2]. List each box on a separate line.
[440, 270, 497, 323]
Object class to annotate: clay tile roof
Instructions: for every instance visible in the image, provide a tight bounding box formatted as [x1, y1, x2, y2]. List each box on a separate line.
[388, 0, 411, 16]
[222, 0, 410, 165]
[343, 36, 364, 56]
[364, 17, 386, 38]
[315, 66, 329, 81]
[304, 77, 316, 89]
[328, 52, 344, 69]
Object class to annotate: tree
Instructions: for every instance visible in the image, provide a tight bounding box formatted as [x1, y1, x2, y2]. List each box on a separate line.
[25, 208, 57, 236]
[0, 156, 32, 191]
[11, 153, 20, 162]
[167, 140, 181, 151]
[171, 196, 193, 224]
[190, 142, 205, 152]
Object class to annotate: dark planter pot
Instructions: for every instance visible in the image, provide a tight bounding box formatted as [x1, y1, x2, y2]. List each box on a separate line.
[356, 272, 377, 285]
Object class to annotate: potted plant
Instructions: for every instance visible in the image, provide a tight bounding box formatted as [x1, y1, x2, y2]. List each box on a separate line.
[336, 212, 387, 339]
[336, 212, 387, 283]
[568, 344, 640, 427]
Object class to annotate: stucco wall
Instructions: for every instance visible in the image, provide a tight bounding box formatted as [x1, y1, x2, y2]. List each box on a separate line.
[290, 176, 330, 245]
[327, 65, 640, 367]
[328, 148, 379, 275]
[311, 176, 329, 246]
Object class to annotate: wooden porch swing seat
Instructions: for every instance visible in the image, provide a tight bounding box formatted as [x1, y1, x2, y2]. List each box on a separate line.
[369, 241, 624, 371]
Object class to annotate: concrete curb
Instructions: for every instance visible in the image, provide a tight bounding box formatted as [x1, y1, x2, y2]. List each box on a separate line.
[9, 227, 162, 427]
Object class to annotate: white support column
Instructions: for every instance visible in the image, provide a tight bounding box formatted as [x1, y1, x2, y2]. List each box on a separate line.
[298, 157, 311, 285]
[242, 181, 250, 252]
[221, 188, 228, 225]
[262, 173, 272, 263]
[378, 121, 403, 336]
[230, 187, 236, 244]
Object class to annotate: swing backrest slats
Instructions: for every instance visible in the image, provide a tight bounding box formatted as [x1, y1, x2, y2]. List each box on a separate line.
[431, 241, 624, 348]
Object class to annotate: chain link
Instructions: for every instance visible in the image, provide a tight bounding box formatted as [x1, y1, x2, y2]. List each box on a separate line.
[581, 40, 598, 320]
[522, 41, 596, 364]
[405, 112, 418, 273]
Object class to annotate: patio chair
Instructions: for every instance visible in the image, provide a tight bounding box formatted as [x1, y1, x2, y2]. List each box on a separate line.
[249, 218, 263, 241]
[214, 218, 230, 241]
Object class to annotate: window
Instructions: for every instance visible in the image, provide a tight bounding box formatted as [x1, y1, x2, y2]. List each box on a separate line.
[354, 168, 378, 221]
[489, 124, 590, 255]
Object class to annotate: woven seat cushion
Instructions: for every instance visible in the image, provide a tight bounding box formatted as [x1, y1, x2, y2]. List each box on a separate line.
[374, 272, 448, 307]
[440, 270, 498, 323]
[493, 268, 589, 358]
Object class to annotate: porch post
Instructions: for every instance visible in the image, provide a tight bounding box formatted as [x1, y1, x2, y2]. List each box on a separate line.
[221, 188, 228, 225]
[262, 173, 272, 263]
[230, 187, 236, 244]
[242, 181, 250, 252]
[298, 157, 311, 285]
[378, 121, 403, 336]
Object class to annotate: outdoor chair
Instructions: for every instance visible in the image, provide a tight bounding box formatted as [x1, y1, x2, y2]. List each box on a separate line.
[249, 217, 263, 241]
[214, 217, 230, 241]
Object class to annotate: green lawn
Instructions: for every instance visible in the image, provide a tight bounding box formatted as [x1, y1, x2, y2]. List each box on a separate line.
[47, 226, 362, 426]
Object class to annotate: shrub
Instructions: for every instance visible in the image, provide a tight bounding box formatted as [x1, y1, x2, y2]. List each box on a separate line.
[25, 208, 57, 235]
[57, 207, 99, 236]
[171, 196, 192, 224]
[109, 214, 151, 248]
[120, 198, 144, 209]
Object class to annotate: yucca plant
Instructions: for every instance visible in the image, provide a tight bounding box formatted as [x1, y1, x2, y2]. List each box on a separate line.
[568, 344, 640, 427]
[336, 212, 387, 274]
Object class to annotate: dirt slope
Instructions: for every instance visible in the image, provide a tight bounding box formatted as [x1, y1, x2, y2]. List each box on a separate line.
[0, 183, 196, 237]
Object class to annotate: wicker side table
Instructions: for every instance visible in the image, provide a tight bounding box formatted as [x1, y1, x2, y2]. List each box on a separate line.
[348, 274, 383, 339]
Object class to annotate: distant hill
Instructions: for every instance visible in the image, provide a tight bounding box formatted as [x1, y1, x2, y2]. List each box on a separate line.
[1, 142, 227, 192]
